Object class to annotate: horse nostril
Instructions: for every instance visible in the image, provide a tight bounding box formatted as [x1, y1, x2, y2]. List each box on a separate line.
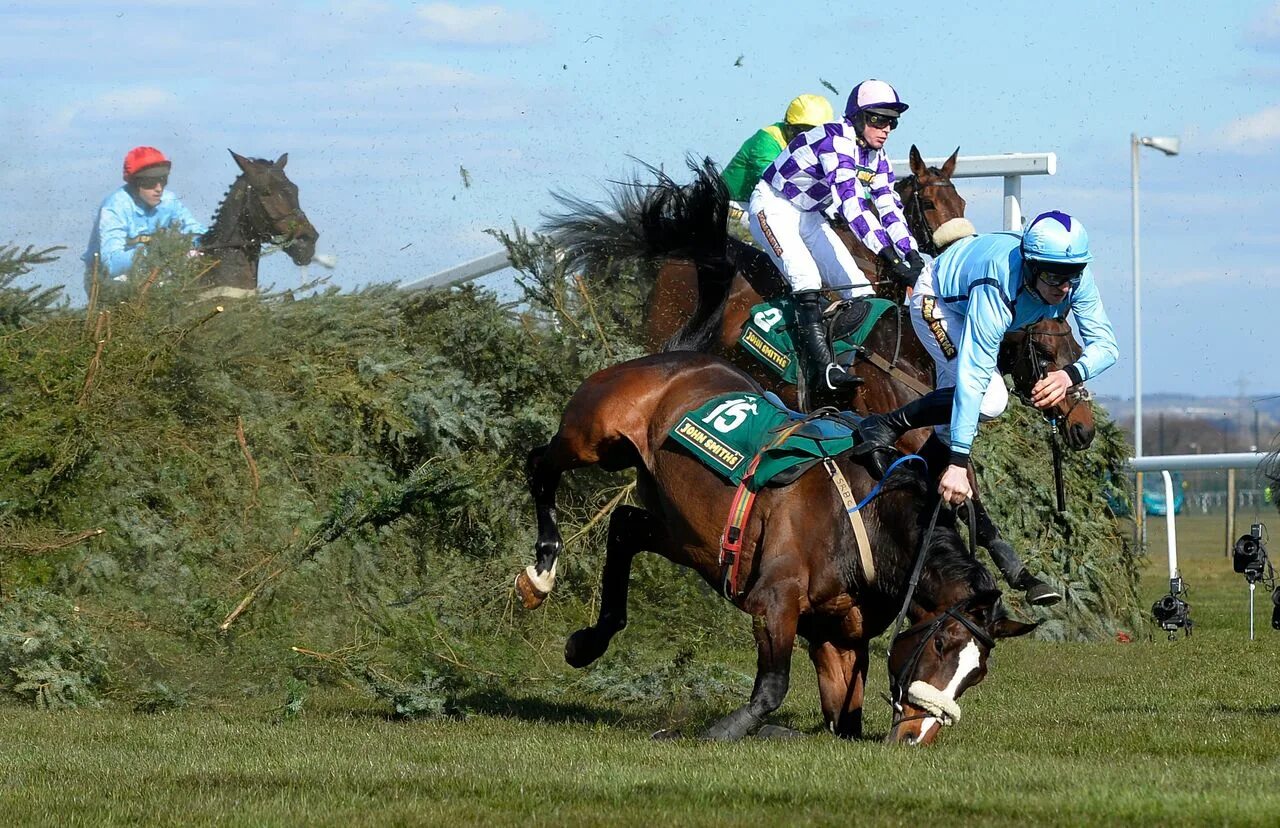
[1070, 423, 1093, 448]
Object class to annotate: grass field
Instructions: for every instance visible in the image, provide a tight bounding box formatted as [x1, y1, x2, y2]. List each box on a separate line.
[3, 512, 1280, 827]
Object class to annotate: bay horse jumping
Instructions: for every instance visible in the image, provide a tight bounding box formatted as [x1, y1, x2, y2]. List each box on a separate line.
[198, 150, 319, 298]
[544, 154, 1096, 601]
[515, 352, 1034, 744]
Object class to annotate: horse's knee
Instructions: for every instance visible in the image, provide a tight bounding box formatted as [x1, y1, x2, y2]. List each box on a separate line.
[754, 671, 791, 714]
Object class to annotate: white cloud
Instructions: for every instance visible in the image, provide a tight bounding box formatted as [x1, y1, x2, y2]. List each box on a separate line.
[1222, 105, 1280, 152]
[50, 86, 180, 133]
[415, 2, 547, 46]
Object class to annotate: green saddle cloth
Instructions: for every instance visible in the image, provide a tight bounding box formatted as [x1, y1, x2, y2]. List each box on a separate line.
[668, 392, 859, 488]
[738, 297, 896, 384]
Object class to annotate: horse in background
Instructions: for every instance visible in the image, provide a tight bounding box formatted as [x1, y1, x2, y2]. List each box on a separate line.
[515, 352, 1035, 743]
[198, 150, 319, 298]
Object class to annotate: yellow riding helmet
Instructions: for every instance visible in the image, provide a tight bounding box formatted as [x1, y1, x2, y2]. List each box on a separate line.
[784, 94, 835, 128]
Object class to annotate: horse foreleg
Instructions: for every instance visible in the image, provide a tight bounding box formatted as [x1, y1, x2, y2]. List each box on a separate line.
[704, 587, 800, 741]
[564, 505, 659, 668]
[516, 442, 568, 609]
[808, 638, 869, 739]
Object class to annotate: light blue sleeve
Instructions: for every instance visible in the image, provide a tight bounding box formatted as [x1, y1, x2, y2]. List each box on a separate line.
[950, 282, 1012, 458]
[1068, 269, 1119, 382]
[96, 202, 135, 277]
[167, 195, 207, 238]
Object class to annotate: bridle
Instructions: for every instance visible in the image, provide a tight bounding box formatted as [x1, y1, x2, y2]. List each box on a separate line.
[901, 173, 961, 257]
[882, 500, 995, 729]
[199, 177, 311, 253]
[1010, 324, 1091, 512]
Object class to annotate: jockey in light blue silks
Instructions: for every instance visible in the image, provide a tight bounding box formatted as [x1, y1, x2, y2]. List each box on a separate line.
[857, 210, 1119, 605]
[747, 79, 927, 399]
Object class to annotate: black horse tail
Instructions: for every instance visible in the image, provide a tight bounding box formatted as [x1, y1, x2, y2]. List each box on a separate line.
[543, 156, 737, 351]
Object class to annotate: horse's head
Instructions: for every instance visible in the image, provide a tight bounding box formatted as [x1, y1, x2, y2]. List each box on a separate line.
[900, 146, 969, 256]
[886, 588, 1036, 746]
[229, 150, 318, 265]
[999, 318, 1096, 450]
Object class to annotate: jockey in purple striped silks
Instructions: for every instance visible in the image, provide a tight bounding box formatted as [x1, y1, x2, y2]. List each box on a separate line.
[748, 79, 926, 397]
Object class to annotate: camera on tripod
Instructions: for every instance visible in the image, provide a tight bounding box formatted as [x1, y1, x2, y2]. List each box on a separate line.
[1233, 523, 1269, 584]
[1151, 592, 1192, 635]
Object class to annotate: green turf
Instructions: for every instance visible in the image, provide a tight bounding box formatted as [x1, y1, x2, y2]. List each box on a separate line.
[3, 514, 1279, 826]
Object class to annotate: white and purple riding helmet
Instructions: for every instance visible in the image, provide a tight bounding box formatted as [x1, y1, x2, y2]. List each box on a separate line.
[1022, 211, 1092, 284]
[844, 79, 910, 121]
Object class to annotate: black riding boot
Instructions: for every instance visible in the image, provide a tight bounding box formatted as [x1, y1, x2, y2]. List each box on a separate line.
[853, 387, 954, 476]
[983, 536, 1062, 607]
[793, 291, 861, 409]
[928, 433, 1061, 607]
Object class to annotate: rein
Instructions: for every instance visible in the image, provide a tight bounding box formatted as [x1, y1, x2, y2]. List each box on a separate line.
[902, 174, 958, 257]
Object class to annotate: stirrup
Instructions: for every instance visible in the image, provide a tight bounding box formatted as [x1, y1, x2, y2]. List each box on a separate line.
[824, 363, 863, 391]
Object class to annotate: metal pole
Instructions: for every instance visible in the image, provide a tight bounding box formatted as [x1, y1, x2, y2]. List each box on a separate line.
[1131, 133, 1143, 462]
[1226, 468, 1236, 558]
[1162, 470, 1178, 581]
[1003, 175, 1022, 231]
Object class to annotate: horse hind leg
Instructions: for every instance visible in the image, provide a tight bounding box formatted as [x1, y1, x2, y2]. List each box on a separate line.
[564, 505, 659, 668]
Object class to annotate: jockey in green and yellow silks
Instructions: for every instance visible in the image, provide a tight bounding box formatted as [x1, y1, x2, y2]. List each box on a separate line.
[723, 94, 834, 208]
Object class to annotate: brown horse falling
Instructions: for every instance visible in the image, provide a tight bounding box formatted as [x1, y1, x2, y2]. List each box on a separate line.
[515, 352, 1035, 743]
[545, 151, 1096, 596]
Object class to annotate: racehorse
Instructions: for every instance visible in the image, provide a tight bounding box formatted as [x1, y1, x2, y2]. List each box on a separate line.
[514, 352, 1035, 744]
[545, 153, 1096, 595]
[198, 150, 319, 297]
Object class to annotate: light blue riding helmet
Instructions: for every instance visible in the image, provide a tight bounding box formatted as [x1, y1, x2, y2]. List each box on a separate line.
[1021, 211, 1093, 264]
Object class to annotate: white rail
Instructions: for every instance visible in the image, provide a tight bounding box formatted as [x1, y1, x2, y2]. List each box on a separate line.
[399, 152, 1059, 292]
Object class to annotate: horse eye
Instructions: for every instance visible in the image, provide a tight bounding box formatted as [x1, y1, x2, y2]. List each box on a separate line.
[933, 637, 945, 655]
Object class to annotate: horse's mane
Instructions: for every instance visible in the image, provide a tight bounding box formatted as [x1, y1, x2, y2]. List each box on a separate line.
[204, 158, 279, 242]
[865, 466, 999, 603]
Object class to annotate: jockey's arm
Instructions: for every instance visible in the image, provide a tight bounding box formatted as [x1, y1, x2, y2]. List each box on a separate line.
[96, 203, 135, 277]
[167, 196, 208, 244]
[949, 281, 1013, 467]
[868, 159, 917, 260]
[1065, 268, 1119, 385]
[824, 140, 894, 258]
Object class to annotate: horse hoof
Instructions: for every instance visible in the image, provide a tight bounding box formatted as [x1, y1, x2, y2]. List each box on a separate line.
[514, 570, 547, 610]
[756, 724, 806, 740]
[564, 628, 607, 668]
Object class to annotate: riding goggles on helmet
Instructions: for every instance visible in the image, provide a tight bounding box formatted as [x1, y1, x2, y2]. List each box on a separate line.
[1030, 260, 1086, 287]
[864, 112, 899, 130]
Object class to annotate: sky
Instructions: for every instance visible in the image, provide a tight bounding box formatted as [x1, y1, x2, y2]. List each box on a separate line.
[2, 0, 1278, 400]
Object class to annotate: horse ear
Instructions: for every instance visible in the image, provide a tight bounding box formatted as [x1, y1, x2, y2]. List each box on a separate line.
[990, 617, 1039, 639]
[275, 153, 288, 169]
[941, 147, 960, 180]
[229, 149, 253, 175]
[909, 145, 926, 177]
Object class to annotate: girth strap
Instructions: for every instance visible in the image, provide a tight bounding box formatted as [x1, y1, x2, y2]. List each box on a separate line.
[821, 457, 875, 584]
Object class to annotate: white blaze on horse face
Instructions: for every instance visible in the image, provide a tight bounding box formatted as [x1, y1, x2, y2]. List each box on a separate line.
[908, 638, 983, 743]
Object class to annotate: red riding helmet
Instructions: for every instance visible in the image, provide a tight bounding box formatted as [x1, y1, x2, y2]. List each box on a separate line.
[122, 146, 172, 181]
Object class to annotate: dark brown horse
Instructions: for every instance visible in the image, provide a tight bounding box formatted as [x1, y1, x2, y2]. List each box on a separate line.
[545, 153, 1096, 598]
[515, 352, 1034, 743]
[198, 150, 318, 297]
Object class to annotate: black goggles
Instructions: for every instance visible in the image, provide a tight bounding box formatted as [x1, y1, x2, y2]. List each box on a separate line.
[133, 176, 169, 189]
[1031, 261, 1086, 287]
[864, 112, 899, 130]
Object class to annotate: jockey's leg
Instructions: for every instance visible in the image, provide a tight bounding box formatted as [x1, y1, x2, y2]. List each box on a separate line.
[748, 183, 860, 408]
